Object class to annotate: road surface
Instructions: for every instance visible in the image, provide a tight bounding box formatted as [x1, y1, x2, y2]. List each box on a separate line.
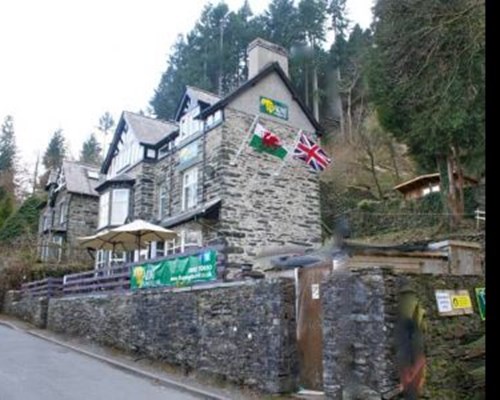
[0, 325, 201, 400]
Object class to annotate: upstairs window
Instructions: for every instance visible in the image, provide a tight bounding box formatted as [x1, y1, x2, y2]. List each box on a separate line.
[182, 167, 198, 211]
[98, 192, 110, 228]
[98, 189, 130, 228]
[59, 201, 67, 224]
[110, 189, 130, 226]
[158, 182, 168, 220]
[178, 106, 202, 142]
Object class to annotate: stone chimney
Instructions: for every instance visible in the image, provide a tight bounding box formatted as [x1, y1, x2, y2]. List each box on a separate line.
[247, 38, 289, 79]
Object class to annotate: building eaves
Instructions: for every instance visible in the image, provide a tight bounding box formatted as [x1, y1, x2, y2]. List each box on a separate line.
[197, 62, 322, 133]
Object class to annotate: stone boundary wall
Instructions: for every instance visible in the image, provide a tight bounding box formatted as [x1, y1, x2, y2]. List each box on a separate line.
[3, 290, 49, 328]
[47, 278, 298, 394]
[321, 268, 485, 399]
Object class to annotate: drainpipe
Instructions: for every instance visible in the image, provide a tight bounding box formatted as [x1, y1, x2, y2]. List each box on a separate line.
[66, 193, 72, 261]
[201, 119, 207, 204]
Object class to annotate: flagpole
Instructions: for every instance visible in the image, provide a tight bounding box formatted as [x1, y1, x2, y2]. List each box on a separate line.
[230, 115, 259, 165]
[272, 129, 302, 177]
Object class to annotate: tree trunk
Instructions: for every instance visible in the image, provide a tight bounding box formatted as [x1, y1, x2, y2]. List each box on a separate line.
[367, 146, 384, 199]
[305, 63, 310, 108]
[312, 63, 320, 122]
[336, 68, 345, 140]
[440, 149, 465, 229]
[346, 87, 352, 142]
[387, 140, 401, 183]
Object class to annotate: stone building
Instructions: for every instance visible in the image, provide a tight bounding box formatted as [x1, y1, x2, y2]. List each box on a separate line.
[38, 160, 101, 263]
[96, 38, 323, 272]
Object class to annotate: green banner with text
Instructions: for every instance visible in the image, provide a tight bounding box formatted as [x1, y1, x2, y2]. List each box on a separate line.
[130, 250, 217, 289]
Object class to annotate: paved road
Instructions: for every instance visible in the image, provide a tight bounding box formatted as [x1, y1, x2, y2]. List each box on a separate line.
[0, 325, 201, 400]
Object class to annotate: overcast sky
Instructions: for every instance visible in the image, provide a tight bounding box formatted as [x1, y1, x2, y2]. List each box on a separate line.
[0, 0, 373, 177]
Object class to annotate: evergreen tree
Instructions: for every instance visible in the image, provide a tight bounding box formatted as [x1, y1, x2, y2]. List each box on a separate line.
[42, 129, 66, 171]
[79, 133, 103, 166]
[369, 0, 485, 226]
[0, 115, 17, 195]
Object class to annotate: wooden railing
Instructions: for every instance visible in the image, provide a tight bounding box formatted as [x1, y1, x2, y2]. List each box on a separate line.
[21, 277, 64, 298]
[61, 245, 226, 296]
[62, 264, 131, 296]
[17, 245, 227, 298]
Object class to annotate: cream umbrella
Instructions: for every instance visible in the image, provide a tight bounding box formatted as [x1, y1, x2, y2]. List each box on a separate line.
[98, 219, 179, 251]
[77, 231, 138, 252]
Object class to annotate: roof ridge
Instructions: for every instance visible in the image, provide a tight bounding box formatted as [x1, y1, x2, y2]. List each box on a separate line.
[123, 110, 178, 126]
[63, 159, 100, 170]
[186, 85, 221, 99]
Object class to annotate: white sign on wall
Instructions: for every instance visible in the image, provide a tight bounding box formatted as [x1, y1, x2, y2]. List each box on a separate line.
[311, 284, 320, 300]
[435, 290, 453, 313]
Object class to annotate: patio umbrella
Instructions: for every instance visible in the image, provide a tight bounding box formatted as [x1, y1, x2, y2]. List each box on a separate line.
[77, 231, 138, 252]
[97, 219, 179, 250]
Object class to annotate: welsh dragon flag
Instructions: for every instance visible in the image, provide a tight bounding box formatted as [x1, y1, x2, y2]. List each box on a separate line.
[249, 123, 288, 160]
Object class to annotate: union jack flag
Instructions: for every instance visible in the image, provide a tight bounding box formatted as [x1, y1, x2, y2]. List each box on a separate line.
[293, 132, 332, 172]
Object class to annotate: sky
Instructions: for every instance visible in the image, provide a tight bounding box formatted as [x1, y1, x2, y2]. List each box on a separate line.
[0, 0, 373, 177]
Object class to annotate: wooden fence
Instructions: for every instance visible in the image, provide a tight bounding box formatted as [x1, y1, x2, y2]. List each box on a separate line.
[21, 277, 64, 297]
[19, 245, 227, 298]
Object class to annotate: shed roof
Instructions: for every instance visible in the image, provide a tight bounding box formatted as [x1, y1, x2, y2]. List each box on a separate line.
[394, 173, 478, 194]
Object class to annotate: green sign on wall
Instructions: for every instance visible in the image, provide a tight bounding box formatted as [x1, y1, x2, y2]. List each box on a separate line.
[475, 287, 485, 320]
[131, 250, 217, 289]
[260, 96, 288, 120]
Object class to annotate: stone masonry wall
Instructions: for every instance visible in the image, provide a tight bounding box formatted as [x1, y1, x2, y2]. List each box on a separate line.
[47, 278, 298, 393]
[3, 290, 49, 328]
[321, 268, 485, 399]
[218, 107, 322, 267]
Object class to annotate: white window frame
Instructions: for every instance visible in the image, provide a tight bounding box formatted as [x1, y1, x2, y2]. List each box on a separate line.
[98, 192, 110, 228]
[182, 167, 198, 211]
[110, 189, 130, 226]
[158, 183, 168, 220]
[52, 236, 63, 262]
[59, 201, 67, 224]
[178, 106, 201, 142]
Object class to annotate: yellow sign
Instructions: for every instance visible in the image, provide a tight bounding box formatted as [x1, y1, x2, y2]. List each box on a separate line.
[451, 294, 472, 309]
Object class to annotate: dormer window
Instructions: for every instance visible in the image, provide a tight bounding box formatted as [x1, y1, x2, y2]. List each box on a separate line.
[178, 106, 202, 142]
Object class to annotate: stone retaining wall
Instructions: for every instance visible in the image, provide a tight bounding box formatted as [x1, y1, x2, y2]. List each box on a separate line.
[321, 268, 485, 399]
[47, 278, 298, 394]
[3, 290, 49, 328]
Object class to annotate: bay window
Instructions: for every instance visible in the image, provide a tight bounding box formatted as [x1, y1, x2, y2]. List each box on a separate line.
[98, 189, 130, 228]
[110, 189, 129, 225]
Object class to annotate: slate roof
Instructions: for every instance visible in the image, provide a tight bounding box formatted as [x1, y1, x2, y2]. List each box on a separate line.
[101, 112, 178, 173]
[123, 111, 178, 145]
[94, 173, 135, 193]
[62, 160, 101, 197]
[198, 62, 322, 133]
[174, 86, 222, 121]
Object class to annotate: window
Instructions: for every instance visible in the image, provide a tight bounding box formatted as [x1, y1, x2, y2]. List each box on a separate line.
[182, 167, 198, 210]
[59, 201, 67, 224]
[150, 241, 165, 259]
[95, 250, 127, 269]
[99, 189, 130, 228]
[98, 192, 110, 228]
[110, 189, 129, 225]
[87, 170, 99, 180]
[165, 230, 202, 254]
[108, 127, 142, 178]
[146, 148, 156, 159]
[205, 110, 223, 130]
[42, 214, 50, 231]
[52, 236, 63, 262]
[178, 106, 201, 142]
[158, 183, 168, 220]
